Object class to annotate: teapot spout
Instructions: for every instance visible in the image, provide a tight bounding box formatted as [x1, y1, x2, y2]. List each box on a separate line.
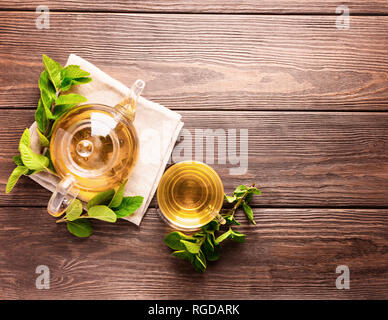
[114, 80, 145, 122]
[131, 79, 145, 102]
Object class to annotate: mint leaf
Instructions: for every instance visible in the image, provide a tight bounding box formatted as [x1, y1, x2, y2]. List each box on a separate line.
[19, 128, 30, 149]
[202, 238, 220, 262]
[12, 155, 23, 166]
[192, 251, 206, 273]
[242, 201, 256, 225]
[41, 88, 54, 112]
[201, 220, 219, 232]
[5, 166, 28, 193]
[35, 99, 49, 134]
[224, 215, 241, 226]
[19, 144, 49, 171]
[52, 94, 87, 119]
[224, 194, 236, 203]
[215, 229, 232, 244]
[39, 70, 56, 100]
[55, 93, 87, 106]
[87, 189, 115, 209]
[67, 219, 92, 238]
[113, 196, 143, 218]
[36, 129, 49, 148]
[249, 186, 262, 195]
[25, 169, 41, 176]
[165, 231, 194, 250]
[61, 65, 90, 79]
[172, 250, 194, 262]
[208, 232, 219, 247]
[52, 104, 76, 120]
[60, 65, 92, 91]
[60, 77, 92, 92]
[205, 235, 214, 251]
[245, 193, 253, 203]
[65, 199, 83, 221]
[233, 185, 248, 197]
[230, 229, 246, 243]
[87, 205, 117, 223]
[180, 239, 201, 254]
[19, 136, 49, 170]
[109, 180, 127, 208]
[203, 248, 219, 262]
[42, 55, 62, 90]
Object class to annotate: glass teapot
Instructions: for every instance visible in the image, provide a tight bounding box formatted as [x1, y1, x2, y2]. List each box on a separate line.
[47, 80, 145, 217]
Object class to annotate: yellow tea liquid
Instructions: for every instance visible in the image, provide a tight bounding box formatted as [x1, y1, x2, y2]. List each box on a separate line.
[157, 161, 224, 230]
[50, 105, 138, 201]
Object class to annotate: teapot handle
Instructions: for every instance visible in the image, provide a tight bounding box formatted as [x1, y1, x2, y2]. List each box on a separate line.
[47, 175, 79, 217]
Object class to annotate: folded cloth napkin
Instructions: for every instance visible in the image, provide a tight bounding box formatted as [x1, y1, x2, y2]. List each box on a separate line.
[29, 54, 184, 225]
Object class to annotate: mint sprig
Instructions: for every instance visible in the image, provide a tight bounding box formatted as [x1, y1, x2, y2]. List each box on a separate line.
[165, 184, 261, 273]
[5, 55, 92, 194]
[56, 180, 144, 238]
[5, 54, 144, 240]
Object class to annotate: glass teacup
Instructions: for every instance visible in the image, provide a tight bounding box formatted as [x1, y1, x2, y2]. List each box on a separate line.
[157, 161, 225, 231]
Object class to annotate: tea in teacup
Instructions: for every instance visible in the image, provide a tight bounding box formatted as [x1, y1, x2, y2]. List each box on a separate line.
[157, 161, 224, 230]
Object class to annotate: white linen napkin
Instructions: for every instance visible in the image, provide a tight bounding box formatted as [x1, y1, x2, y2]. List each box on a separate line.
[29, 54, 184, 225]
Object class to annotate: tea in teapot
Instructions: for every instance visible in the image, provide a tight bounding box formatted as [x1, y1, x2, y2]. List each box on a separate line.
[47, 80, 145, 216]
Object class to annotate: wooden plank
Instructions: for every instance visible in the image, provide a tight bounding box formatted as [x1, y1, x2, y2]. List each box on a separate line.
[1, 1, 388, 14]
[0, 207, 387, 299]
[1, 110, 388, 207]
[1, 13, 388, 111]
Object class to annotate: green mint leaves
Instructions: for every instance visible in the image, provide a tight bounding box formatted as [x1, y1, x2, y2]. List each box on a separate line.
[67, 219, 93, 238]
[42, 54, 62, 90]
[5, 55, 92, 194]
[36, 55, 91, 137]
[18, 128, 48, 173]
[114, 196, 144, 218]
[86, 189, 115, 209]
[5, 166, 29, 194]
[5, 128, 49, 193]
[65, 199, 83, 221]
[165, 184, 261, 273]
[53, 93, 87, 119]
[88, 206, 117, 223]
[57, 180, 144, 238]
[224, 184, 261, 225]
[5, 54, 144, 240]
[164, 232, 194, 250]
[60, 65, 92, 91]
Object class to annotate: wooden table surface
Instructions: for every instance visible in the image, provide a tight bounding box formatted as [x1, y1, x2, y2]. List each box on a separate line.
[1, 1, 388, 300]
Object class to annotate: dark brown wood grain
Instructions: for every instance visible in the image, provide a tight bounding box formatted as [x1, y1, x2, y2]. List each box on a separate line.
[2, 13, 388, 111]
[1, 1, 388, 301]
[0, 207, 387, 299]
[1, 0, 388, 14]
[1, 110, 388, 207]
